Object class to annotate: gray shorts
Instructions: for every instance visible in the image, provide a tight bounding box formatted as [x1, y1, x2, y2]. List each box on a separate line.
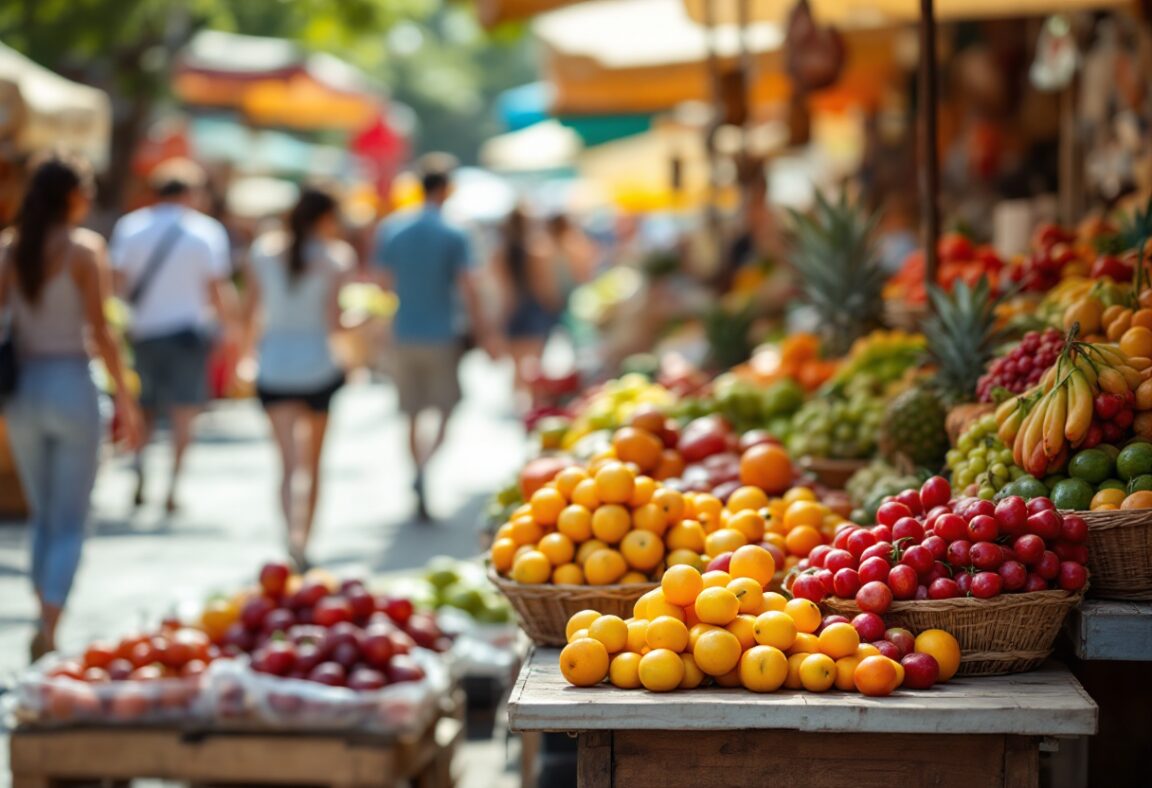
[132, 329, 212, 411]
[390, 342, 461, 416]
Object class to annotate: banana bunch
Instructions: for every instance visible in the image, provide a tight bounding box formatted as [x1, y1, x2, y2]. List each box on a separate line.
[996, 342, 1152, 476]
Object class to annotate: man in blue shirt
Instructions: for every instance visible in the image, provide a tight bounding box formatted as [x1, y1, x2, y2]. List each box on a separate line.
[374, 158, 499, 520]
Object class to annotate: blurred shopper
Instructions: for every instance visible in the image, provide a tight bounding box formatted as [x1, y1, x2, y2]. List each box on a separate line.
[241, 188, 352, 570]
[492, 206, 559, 407]
[0, 152, 142, 659]
[110, 158, 237, 514]
[373, 156, 499, 521]
[543, 212, 595, 312]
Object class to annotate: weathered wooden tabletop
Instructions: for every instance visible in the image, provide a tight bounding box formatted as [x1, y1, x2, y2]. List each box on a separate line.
[508, 649, 1097, 736]
[1065, 599, 1152, 661]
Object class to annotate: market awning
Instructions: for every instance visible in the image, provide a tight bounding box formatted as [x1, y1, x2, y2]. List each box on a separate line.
[681, 0, 1133, 25]
[0, 42, 111, 168]
[480, 119, 583, 173]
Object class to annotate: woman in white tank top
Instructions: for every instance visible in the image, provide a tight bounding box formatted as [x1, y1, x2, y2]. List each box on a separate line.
[0, 152, 141, 660]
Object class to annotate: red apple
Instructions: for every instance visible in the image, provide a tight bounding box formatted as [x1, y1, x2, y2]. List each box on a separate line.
[892, 517, 925, 544]
[969, 541, 1003, 571]
[361, 624, 397, 669]
[824, 549, 856, 574]
[259, 562, 292, 598]
[894, 489, 923, 516]
[846, 528, 879, 558]
[884, 627, 915, 657]
[872, 640, 902, 661]
[966, 515, 998, 543]
[876, 501, 913, 527]
[832, 568, 861, 598]
[347, 667, 388, 691]
[860, 542, 894, 564]
[379, 596, 414, 627]
[385, 654, 426, 684]
[262, 608, 296, 636]
[1027, 510, 1061, 540]
[808, 545, 832, 569]
[998, 560, 1028, 592]
[791, 573, 825, 602]
[971, 571, 1003, 598]
[994, 497, 1028, 536]
[919, 477, 951, 509]
[888, 564, 919, 600]
[1058, 561, 1088, 592]
[851, 612, 886, 642]
[706, 552, 734, 573]
[1025, 573, 1050, 592]
[241, 596, 276, 632]
[856, 581, 893, 614]
[928, 577, 960, 599]
[819, 615, 851, 633]
[1060, 515, 1087, 544]
[291, 580, 330, 610]
[313, 597, 353, 628]
[308, 662, 347, 687]
[901, 653, 939, 689]
[933, 513, 967, 542]
[946, 540, 972, 567]
[900, 545, 934, 575]
[1035, 551, 1061, 580]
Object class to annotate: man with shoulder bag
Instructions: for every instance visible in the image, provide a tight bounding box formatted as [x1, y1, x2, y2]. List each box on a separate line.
[110, 158, 237, 513]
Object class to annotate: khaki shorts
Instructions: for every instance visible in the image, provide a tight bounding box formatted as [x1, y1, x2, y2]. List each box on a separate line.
[390, 343, 462, 416]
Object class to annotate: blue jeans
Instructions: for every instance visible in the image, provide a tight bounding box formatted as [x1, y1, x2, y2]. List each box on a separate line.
[6, 357, 101, 607]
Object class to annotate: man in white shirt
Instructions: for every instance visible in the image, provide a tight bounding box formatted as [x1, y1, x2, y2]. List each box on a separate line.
[110, 158, 237, 513]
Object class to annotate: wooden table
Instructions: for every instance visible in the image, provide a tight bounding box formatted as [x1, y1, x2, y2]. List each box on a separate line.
[508, 649, 1097, 788]
[1065, 599, 1152, 661]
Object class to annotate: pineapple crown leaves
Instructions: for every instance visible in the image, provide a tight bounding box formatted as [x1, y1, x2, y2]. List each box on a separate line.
[923, 276, 1003, 406]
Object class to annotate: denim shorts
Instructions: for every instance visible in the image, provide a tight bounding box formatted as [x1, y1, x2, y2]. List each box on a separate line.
[132, 328, 211, 410]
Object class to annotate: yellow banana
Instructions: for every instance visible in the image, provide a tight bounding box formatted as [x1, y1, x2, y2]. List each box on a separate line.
[1065, 369, 1094, 445]
[998, 404, 1025, 445]
[1072, 353, 1100, 388]
[1042, 384, 1067, 457]
[1126, 355, 1152, 371]
[1015, 395, 1048, 468]
[1118, 365, 1143, 389]
[1098, 366, 1131, 396]
[1040, 363, 1058, 391]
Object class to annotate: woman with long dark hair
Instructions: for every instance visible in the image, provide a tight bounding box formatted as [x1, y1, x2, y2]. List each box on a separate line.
[242, 187, 351, 569]
[0, 152, 141, 659]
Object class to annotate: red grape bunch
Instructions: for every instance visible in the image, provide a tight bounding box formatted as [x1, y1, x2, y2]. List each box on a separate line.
[977, 329, 1064, 403]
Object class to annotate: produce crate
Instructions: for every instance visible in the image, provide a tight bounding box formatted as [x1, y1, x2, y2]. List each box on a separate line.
[8, 689, 465, 788]
[1070, 509, 1152, 600]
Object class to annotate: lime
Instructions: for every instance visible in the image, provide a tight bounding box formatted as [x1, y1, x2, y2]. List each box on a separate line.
[1068, 449, 1114, 484]
[1099, 478, 1127, 491]
[1117, 443, 1152, 481]
[1051, 478, 1095, 511]
[1013, 475, 1050, 501]
[1099, 444, 1121, 464]
[1043, 474, 1068, 489]
[1128, 474, 1152, 494]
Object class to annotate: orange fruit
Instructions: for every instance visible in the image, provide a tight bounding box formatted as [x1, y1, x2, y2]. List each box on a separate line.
[688, 623, 721, 649]
[511, 550, 551, 584]
[817, 622, 860, 659]
[855, 643, 882, 659]
[620, 530, 664, 571]
[784, 598, 822, 634]
[595, 462, 635, 504]
[653, 450, 686, 481]
[651, 488, 686, 523]
[799, 653, 836, 692]
[495, 522, 515, 542]
[559, 638, 610, 686]
[729, 545, 776, 588]
[613, 427, 664, 472]
[783, 486, 816, 504]
[632, 503, 669, 536]
[1132, 308, 1152, 331]
[1121, 326, 1152, 359]
[510, 516, 544, 547]
[739, 444, 794, 494]
[575, 539, 610, 565]
[739, 645, 788, 692]
[491, 538, 518, 574]
[630, 476, 657, 507]
[554, 467, 589, 500]
[644, 589, 687, 622]
[783, 499, 825, 529]
[638, 648, 685, 692]
[566, 609, 601, 640]
[692, 628, 742, 676]
[728, 510, 767, 542]
[591, 504, 631, 544]
[725, 614, 757, 650]
[608, 652, 642, 688]
[571, 479, 602, 510]
[784, 525, 823, 558]
[661, 564, 704, 606]
[727, 577, 766, 615]
[1121, 491, 1152, 510]
[690, 494, 724, 531]
[788, 630, 819, 656]
[666, 549, 703, 570]
[761, 591, 788, 612]
[557, 505, 593, 542]
[530, 487, 566, 526]
[694, 587, 740, 626]
[784, 652, 809, 689]
[713, 667, 743, 688]
[754, 608, 798, 650]
[666, 519, 706, 552]
[620, 571, 649, 584]
[727, 485, 770, 513]
[646, 615, 690, 652]
[626, 618, 650, 652]
[538, 532, 576, 566]
[702, 570, 732, 589]
[854, 655, 900, 696]
[705, 528, 748, 557]
[630, 406, 667, 434]
[914, 629, 961, 682]
[1091, 488, 1126, 510]
[552, 563, 585, 585]
[588, 614, 629, 654]
[679, 653, 706, 689]
[584, 549, 628, 585]
[834, 655, 861, 691]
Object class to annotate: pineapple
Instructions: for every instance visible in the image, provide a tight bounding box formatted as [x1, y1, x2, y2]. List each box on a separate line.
[880, 278, 1001, 467]
[787, 191, 888, 357]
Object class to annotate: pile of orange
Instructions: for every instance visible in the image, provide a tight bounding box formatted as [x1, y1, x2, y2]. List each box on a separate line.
[558, 559, 959, 696]
[1090, 488, 1152, 511]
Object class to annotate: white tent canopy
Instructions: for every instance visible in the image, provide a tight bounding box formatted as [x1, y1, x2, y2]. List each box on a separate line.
[0, 42, 111, 168]
[480, 120, 583, 173]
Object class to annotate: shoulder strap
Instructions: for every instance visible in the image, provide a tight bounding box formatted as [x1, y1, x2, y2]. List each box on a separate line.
[129, 221, 184, 306]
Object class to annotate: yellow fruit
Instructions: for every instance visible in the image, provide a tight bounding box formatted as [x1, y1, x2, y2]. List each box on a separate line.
[704, 528, 748, 557]
[626, 619, 650, 652]
[645, 591, 687, 622]
[666, 549, 703, 570]
[1121, 326, 1152, 359]
[691, 494, 723, 530]
[632, 503, 669, 536]
[727, 577, 765, 614]
[855, 643, 882, 659]
[552, 563, 585, 585]
[557, 505, 593, 542]
[584, 549, 628, 585]
[799, 653, 836, 692]
[620, 529, 665, 571]
[783, 525, 823, 558]
[595, 462, 636, 505]
[620, 571, 649, 584]
[591, 504, 631, 544]
[510, 516, 544, 547]
[753, 610, 797, 651]
[629, 476, 657, 507]
[554, 467, 589, 500]
[694, 587, 740, 626]
[652, 488, 686, 524]
[538, 532, 576, 566]
[761, 592, 788, 612]
[609, 652, 642, 688]
[728, 545, 776, 588]
[576, 539, 610, 565]
[914, 629, 961, 682]
[728, 510, 767, 542]
[679, 653, 705, 689]
[666, 519, 706, 552]
[661, 564, 704, 606]
[692, 628, 742, 676]
[494, 522, 515, 542]
[782, 486, 816, 505]
[725, 614, 757, 651]
[783, 500, 825, 530]
[491, 538, 518, 574]
[784, 652, 809, 689]
[512, 550, 551, 584]
[559, 638, 610, 686]
[688, 623, 721, 649]
[570, 479, 602, 510]
[702, 570, 732, 588]
[633, 589, 659, 619]
[530, 487, 566, 526]
[1090, 487, 1126, 510]
[727, 486, 770, 513]
[713, 667, 743, 687]
[817, 622, 861, 660]
[566, 609, 602, 641]
[785, 598, 822, 634]
[834, 655, 861, 691]
[646, 615, 690, 652]
[638, 648, 684, 692]
[739, 645, 788, 692]
[569, 628, 589, 642]
[789, 632, 819, 656]
[588, 614, 629, 654]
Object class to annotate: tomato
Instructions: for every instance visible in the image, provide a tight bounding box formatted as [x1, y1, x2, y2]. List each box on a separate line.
[47, 660, 86, 681]
[83, 642, 117, 670]
[116, 634, 150, 663]
[199, 598, 241, 644]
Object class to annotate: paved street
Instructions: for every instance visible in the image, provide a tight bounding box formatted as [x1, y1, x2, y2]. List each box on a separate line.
[0, 353, 528, 788]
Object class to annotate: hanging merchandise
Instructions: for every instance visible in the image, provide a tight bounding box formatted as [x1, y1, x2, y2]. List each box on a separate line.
[784, 0, 845, 94]
[1030, 15, 1079, 92]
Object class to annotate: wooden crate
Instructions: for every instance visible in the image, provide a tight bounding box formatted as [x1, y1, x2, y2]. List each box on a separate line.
[9, 690, 465, 788]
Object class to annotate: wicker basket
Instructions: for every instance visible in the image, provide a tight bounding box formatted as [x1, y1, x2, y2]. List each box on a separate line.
[799, 457, 869, 490]
[823, 589, 1083, 676]
[1067, 508, 1152, 600]
[488, 570, 656, 647]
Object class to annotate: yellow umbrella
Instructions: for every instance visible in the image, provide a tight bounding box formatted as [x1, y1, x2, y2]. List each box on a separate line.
[242, 76, 380, 132]
[682, 0, 1133, 24]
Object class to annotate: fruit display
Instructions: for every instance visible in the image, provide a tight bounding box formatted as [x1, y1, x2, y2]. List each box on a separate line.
[886, 233, 1006, 305]
[707, 374, 805, 437]
[548, 374, 675, 452]
[947, 413, 1028, 500]
[556, 555, 962, 695]
[732, 333, 840, 393]
[825, 331, 926, 392]
[419, 556, 513, 624]
[786, 378, 886, 460]
[976, 329, 1065, 402]
[845, 460, 925, 523]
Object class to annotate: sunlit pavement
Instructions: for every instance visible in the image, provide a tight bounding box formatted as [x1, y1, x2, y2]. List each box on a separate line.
[0, 352, 527, 788]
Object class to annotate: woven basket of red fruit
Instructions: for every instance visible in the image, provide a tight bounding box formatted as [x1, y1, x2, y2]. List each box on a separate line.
[799, 457, 869, 490]
[1067, 508, 1152, 600]
[489, 570, 655, 647]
